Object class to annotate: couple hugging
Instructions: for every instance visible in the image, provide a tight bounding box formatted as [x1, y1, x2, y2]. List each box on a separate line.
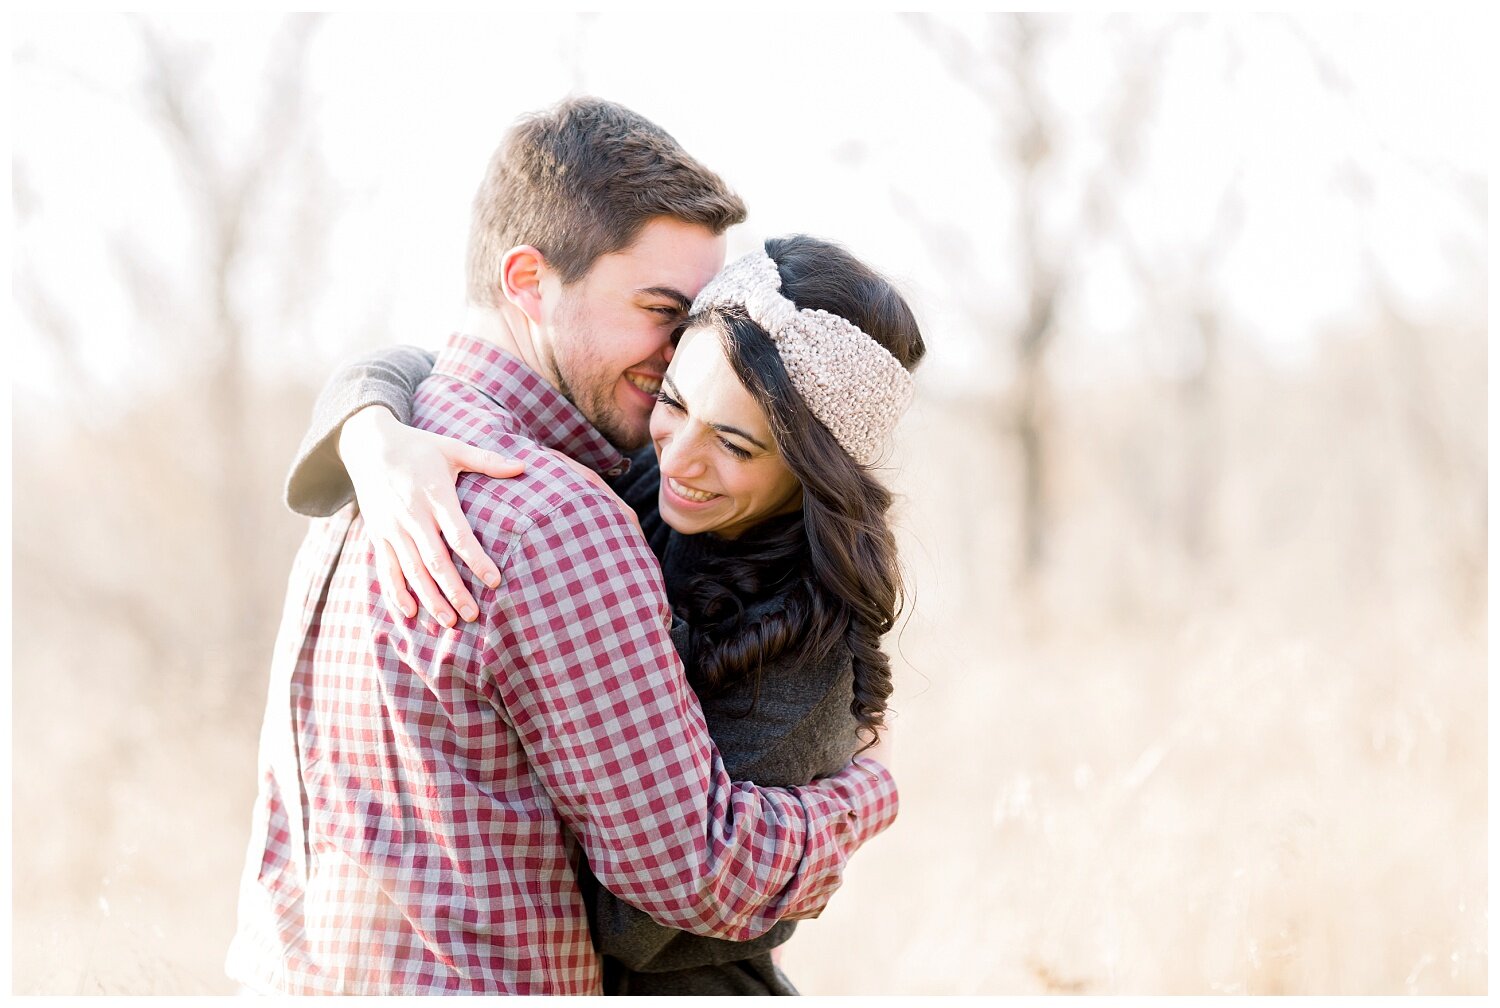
[228, 96, 926, 996]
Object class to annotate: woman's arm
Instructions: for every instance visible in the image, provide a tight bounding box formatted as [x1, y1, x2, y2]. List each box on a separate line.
[588, 638, 868, 973]
[285, 345, 437, 517]
[285, 345, 526, 626]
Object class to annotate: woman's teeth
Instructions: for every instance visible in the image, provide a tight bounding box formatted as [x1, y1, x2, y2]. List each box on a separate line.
[625, 372, 662, 395]
[669, 478, 718, 503]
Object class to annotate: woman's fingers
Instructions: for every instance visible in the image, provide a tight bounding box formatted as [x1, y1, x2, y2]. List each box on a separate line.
[430, 492, 502, 591]
[375, 539, 417, 620]
[391, 527, 460, 628]
[457, 445, 526, 481]
[409, 515, 481, 623]
[447, 446, 520, 587]
[411, 438, 518, 594]
[343, 416, 512, 624]
[412, 514, 481, 621]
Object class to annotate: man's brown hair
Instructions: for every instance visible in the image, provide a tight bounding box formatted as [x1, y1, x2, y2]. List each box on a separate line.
[466, 96, 747, 304]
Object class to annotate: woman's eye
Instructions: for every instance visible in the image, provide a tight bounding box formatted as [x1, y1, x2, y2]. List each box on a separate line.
[655, 391, 682, 410]
[719, 439, 752, 460]
[648, 306, 680, 320]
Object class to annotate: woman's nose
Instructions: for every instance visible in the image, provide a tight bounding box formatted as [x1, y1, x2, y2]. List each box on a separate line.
[658, 428, 705, 477]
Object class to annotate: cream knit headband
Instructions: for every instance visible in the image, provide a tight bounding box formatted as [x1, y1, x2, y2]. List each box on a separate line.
[689, 250, 915, 467]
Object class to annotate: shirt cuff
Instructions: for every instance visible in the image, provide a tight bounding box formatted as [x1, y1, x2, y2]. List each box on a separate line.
[775, 754, 899, 923]
[835, 753, 901, 846]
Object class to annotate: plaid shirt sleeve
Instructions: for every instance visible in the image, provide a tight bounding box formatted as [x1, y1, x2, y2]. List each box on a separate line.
[479, 485, 899, 941]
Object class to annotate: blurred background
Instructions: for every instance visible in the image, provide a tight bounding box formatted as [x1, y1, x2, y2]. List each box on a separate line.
[10, 12, 1487, 995]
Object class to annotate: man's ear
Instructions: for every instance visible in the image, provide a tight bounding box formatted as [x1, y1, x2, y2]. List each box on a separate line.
[499, 245, 548, 325]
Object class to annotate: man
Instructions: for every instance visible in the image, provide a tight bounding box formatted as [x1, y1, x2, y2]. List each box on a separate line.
[227, 97, 898, 995]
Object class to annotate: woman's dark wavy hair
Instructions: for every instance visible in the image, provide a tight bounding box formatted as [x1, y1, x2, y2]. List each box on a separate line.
[678, 234, 925, 746]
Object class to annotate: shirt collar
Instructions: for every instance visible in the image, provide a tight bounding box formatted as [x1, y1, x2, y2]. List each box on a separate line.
[431, 332, 630, 478]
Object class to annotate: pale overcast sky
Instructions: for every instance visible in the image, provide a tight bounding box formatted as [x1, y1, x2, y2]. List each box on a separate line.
[12, 12, 1488, 403]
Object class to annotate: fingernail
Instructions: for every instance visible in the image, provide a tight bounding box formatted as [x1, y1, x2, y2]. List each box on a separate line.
[484, 572, 501, 589]
[460, 607, 477, 622]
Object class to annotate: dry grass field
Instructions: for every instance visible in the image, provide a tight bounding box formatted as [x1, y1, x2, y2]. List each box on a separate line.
[783, 327, 1486, 995]
[11, 311, 1485, 994]
[10, 13, 1485, 995]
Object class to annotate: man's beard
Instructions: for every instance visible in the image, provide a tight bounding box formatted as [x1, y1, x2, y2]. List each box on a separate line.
[549, 304, 651, 453]
[553, 362, 647, 453]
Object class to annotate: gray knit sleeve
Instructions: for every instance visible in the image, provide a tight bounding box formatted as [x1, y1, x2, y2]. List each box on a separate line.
[587, 634, 862, 973]
[283, 345, 436, 517]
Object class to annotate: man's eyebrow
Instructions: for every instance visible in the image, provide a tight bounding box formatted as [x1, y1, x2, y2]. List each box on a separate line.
[661, 376, 770, 453]
[636, 286, 693, 313]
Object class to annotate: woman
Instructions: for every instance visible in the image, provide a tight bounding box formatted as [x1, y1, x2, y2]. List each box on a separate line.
[286, 235, 924, 995]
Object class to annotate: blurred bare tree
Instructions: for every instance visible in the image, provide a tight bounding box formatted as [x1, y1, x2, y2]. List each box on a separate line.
[1287, 20, 1487, 621]
[897, 11, 1482, 641]
[15, 14, 332, 707]
[901, 14, 1172, 582]
[13, 17, 339, 991]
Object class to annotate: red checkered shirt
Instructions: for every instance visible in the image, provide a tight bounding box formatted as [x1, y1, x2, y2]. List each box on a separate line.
[226, 334, 899, 995]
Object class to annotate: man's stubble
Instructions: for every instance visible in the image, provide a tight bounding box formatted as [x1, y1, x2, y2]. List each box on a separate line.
[549, 295, 653, 454]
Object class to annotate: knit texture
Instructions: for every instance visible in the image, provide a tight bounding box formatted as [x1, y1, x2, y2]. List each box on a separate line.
[690, 249, 914, 467]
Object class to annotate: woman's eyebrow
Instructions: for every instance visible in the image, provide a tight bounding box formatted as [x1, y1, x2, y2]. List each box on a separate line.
[711, 423, 770, 452]
[661, 375, 771, 453]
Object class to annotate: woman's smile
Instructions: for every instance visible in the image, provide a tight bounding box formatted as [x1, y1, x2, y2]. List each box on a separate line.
[665, 477, 721, 504]
[651, 326, 803, 539]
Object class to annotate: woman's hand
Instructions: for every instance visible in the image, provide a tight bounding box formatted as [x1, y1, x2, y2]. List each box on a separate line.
[339, 405, 525, 626]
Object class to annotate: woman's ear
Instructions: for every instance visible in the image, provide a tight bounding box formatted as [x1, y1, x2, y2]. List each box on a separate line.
[499, 246, 547, 325]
